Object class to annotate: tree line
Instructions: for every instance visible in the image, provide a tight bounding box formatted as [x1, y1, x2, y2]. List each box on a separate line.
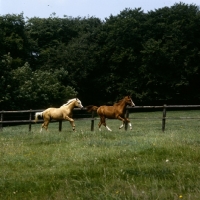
[1, 2, 200, 110]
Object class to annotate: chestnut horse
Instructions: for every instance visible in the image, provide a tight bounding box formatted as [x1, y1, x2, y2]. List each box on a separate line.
[86, 96, 135, 131]
[35, 98, 83, 132]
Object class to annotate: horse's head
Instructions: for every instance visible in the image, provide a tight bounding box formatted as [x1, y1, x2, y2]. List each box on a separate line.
[74, 98, 84, 109]
[125, 96, 135, 107]
[62, 98, 84, 109]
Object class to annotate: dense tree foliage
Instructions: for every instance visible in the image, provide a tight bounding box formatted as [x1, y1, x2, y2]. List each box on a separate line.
[0, 3, 200, 109]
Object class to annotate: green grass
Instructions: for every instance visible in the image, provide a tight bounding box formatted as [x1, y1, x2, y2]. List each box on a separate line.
[0, 110, 200, 199]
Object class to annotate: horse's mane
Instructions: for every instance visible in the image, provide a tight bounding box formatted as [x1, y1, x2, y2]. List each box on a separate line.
[61, 98, 80, 107]
[113, 99, 123, 106]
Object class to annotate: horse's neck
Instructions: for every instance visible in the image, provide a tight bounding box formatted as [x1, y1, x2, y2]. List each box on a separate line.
[64, 101, 76, 110]
[115, 100, 127, 113]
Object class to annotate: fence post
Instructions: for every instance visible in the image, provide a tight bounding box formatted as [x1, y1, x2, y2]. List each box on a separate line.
[91, 111, 94, 131]
[59, 121, 62, 132]
[29, 110, 32, 131]
[0, 111, 3, 131]
[125, 108, 129, 131]
[162, 104, 167, 132]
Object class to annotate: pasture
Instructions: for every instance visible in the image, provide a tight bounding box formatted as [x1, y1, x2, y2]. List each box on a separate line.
[0, 110, 200, 200]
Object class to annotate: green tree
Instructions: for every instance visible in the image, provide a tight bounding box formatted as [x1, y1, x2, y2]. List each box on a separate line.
[0, 13, 29, 68]
[85, 8, 146, 104]
[0, 53, 13, 109]
[1, 3, 200, 108]
[140, 3, 200, 103]
[11, 62, 77, 109]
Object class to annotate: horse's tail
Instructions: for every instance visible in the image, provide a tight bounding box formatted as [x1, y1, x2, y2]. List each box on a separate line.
[85, 105, 99, 113]
[35, 111, 43, 122]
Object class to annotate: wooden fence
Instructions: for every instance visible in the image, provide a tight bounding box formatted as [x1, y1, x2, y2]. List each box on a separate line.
[0, 105, 200, 132]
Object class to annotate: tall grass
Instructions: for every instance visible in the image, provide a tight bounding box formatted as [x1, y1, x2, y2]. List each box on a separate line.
[0, 110, 200, 199]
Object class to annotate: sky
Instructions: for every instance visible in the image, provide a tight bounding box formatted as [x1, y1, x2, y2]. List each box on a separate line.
[0, 0, 199, 20]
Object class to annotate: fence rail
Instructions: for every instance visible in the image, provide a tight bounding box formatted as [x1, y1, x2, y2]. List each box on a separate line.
[1, 105, 200, 132]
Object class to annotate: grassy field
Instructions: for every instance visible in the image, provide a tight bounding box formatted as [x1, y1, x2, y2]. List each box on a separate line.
[0, 110, 200, 200]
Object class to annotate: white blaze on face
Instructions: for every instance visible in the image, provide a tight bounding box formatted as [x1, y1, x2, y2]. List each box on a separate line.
[78, 99, 83, 108]
[130, 99, 135, 107]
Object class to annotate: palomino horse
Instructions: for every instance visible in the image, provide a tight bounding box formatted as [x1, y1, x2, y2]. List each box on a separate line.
[35, 98, 83, 132]
[86, 96, 135, 131]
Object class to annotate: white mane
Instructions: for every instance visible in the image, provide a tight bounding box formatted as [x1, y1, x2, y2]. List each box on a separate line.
[61, 98, 80, 107]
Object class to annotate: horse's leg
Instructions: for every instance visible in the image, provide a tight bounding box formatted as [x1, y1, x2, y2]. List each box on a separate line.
[40, 123, 48, 132]
[119, 117, 132, 130]
[41, 120, 49, 132]
[98, 116, 103, 131]
[119, 123, 124, 129]
[117, 116, 126, 129]
[65, 116, 75, 131]
[40, 123, 44, 132]
[69, 120, 75, 131]
[100, 116, 112, 131]
[106, 125, 112, 131]
[39, 119, 44, 132]
[126, 118, 132, 130]
[98, 121, 102, 131]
